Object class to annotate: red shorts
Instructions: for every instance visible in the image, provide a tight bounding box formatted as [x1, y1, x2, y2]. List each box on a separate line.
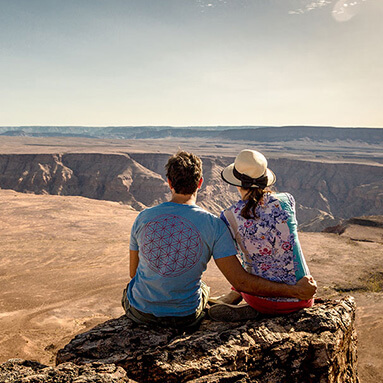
[240, 291, 314, 315]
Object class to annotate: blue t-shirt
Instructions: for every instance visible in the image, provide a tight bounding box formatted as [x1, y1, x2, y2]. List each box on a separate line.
[127, 202, 237, 317]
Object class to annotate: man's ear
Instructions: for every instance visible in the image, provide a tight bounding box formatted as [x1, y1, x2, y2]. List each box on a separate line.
[167, 178, 173, 189]
[197, 177, 204, 189]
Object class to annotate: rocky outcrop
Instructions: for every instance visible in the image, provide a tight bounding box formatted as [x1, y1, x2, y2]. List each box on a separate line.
[323, 215, 383, 245]
[0, 359, 134, 382]
[0, 153, 170, 210]
[56, 297, 358, 383]
[268, 158, 383, 224]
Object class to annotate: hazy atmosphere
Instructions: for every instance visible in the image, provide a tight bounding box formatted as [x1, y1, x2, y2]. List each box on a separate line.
[1, 0, 382, 127]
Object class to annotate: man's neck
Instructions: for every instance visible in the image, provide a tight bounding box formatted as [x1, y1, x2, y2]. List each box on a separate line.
[170, 192, 197, 205]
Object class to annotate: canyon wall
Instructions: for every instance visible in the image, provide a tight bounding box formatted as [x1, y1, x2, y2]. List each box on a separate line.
[0, 153, 382, 231]
[131, 153, 383, 231]
[0, 153, 169, 211]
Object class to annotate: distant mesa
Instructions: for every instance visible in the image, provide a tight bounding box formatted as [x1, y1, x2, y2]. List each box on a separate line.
[0, 129, 94, 138]
[1, 125, 383, 144]
[0, 130, 27, 137]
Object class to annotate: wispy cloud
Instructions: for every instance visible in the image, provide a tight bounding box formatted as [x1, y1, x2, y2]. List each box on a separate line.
[288, 0, 333, 15]
[196, 0, 228, 9]
[195, 0, 250, 12]
[288, 0, 368, 17]
[332, 0, 367, 22]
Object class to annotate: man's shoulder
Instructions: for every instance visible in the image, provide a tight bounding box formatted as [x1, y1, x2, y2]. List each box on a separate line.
[133, 203, 168, 222]
[192, 204, 217, 217]
[188, 205, 223, 226]
[186, 205, 233, 233]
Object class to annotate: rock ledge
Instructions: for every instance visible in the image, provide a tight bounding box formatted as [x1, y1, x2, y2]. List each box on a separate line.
[0, 358, 132, 382]
[55, 297, 358, 383]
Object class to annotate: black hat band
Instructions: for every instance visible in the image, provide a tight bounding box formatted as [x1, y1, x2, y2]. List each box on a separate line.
[233, 166, 268, 189]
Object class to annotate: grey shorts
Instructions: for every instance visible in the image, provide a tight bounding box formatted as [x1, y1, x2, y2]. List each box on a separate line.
[121, 281, 210, 331]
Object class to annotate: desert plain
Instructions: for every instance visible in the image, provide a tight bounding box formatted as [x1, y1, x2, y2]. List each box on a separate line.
[0, 135, 382, 383]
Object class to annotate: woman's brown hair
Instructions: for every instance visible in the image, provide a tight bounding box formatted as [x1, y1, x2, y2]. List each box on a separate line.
[240, 187, 268, 219]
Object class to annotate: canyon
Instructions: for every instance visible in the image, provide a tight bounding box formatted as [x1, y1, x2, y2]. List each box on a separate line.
[0, 131, 382, 382]
[0, 151, 382, 231]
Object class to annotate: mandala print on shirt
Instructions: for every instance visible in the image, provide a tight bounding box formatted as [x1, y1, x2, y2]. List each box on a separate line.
[141, 214, 203, 277]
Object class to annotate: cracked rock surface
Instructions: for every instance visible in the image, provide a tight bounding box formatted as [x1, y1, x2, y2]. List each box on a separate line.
[0, 358, 135, 382]
[54, 297, 358, 383]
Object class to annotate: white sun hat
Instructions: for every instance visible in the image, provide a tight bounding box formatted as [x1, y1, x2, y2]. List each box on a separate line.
[221, 149, 276, 188]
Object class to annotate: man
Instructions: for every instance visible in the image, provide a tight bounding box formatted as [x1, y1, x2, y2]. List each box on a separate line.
[122, 151, 317, 330]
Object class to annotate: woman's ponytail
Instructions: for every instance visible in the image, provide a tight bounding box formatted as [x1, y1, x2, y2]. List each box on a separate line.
[240, 188, 267, 219]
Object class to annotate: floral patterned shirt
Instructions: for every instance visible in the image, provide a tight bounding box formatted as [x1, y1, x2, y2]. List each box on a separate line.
[220, 192, 310, 302]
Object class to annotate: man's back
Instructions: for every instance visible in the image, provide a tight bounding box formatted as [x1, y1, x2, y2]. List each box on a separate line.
[128, 202, 236, 317]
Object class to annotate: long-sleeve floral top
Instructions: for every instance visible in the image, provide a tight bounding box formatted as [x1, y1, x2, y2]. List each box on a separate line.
[220, 192, 310, 302]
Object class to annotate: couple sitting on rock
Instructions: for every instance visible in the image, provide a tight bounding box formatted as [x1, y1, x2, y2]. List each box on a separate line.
[122, 149, 316, 331]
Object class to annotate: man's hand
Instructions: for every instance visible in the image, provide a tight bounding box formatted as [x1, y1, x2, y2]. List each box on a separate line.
[293, 275, 317, 300]
[215, 255, 317, 300]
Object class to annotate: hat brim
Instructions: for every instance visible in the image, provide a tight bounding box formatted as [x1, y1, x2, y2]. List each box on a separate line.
[221, 163, 276, 188]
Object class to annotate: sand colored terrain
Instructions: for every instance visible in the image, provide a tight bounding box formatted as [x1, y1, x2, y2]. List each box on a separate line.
[0, 189, 382, 382]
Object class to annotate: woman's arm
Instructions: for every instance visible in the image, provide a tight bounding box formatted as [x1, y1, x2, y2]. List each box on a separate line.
[130, 250, 139, 278]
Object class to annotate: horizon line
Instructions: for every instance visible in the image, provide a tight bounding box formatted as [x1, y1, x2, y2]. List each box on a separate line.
[1, 125, 383, 130]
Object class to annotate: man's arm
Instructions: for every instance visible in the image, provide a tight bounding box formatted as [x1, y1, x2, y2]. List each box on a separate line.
[130, 250, 139, 278]
[215, 255, 317, 300]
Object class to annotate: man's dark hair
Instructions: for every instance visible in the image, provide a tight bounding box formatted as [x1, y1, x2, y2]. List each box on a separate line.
[165, 151, 203, 195]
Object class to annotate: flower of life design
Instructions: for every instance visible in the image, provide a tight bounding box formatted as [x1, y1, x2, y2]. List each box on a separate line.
[141, 214, 203, 277]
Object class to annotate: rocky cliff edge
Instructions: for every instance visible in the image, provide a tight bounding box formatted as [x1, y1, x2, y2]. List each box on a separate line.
[0, 297, 358, 383]
[32, 297, 360, 383]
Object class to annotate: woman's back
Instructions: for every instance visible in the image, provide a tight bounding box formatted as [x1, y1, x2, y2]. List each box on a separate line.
[214, 149, 315, 316]
[221, 192, 310, 298]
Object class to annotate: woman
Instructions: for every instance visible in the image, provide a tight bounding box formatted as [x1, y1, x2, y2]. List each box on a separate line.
[208, 149, 314, 321]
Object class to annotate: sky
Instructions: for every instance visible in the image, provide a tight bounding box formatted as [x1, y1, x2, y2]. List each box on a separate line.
[1, 0, 382, 127]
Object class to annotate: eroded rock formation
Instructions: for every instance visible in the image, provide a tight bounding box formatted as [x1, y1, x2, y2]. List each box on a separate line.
[56, 297, 358, 383]
[1, 152, 382, 230]
[0, 153, 170, 210]
[0, 358, 134, 382]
